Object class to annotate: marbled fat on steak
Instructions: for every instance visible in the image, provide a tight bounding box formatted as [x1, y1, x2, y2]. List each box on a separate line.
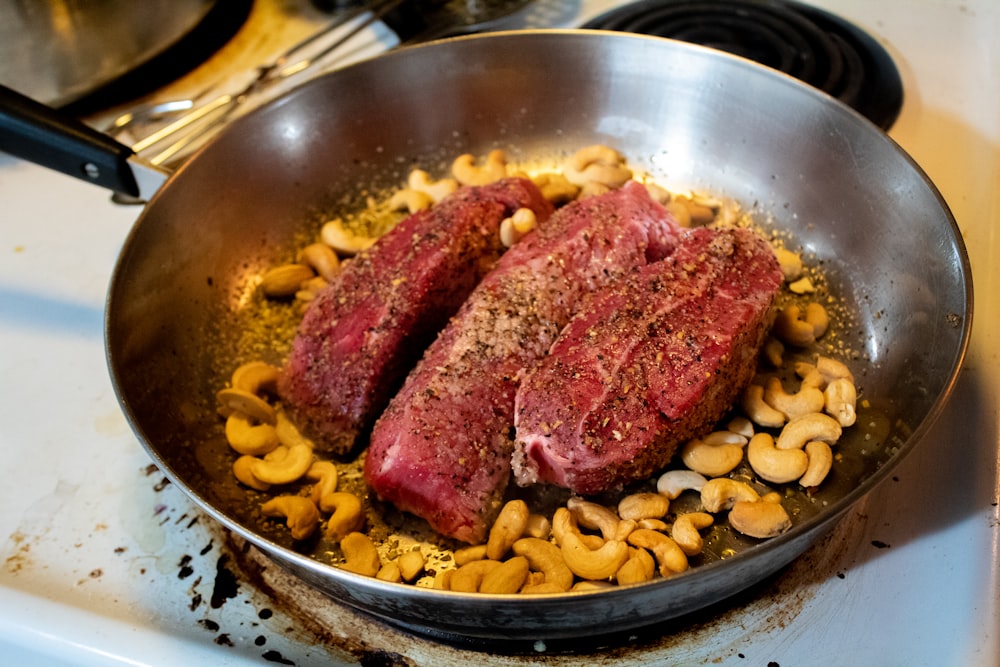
[278, 178, 553, 454]
[364, 182, 681, 543]
[512, 227, 783, 495]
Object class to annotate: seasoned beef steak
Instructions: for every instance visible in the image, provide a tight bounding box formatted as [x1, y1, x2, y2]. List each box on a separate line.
[364, 182, 681, 543]
[512, 227, 783, 495]
[278, 178, 553, 454]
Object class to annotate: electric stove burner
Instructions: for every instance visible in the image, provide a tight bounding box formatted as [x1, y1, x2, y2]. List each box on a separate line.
[583, 0, 903, 129]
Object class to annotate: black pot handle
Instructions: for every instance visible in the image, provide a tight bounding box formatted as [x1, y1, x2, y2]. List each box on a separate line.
[0, 83, 140, 197]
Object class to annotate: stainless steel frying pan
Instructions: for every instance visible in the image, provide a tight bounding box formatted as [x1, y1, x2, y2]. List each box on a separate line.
[0, 30, 972, 640]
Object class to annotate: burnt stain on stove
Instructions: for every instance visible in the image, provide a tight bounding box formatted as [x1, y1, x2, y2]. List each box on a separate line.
[358, 650, 409, 666]
[262, 650, 296, 665]
[210, 554, 240, 608]
[199, 618, 220, 632]
[178, 554, 195, 579]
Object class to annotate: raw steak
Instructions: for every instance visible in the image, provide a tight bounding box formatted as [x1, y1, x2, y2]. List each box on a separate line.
[278, 178, 553, 454]
[364, 182, 681, 543]
[512, 226, 783, 495]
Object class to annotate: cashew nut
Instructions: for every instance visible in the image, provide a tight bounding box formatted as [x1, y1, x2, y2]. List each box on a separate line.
[299, 242, 341, 282]
[560, 530, 630, 581]
[679, 434, 745, 477]
[388, 188, 434, 214]
[567, 497, 620, 542]
[275, 410, 314, 449]
[512, 537, 574, 592]
[626, 529, 688, 576]
[637, 518, 670, 532]
[700, 478, 760, 513]
[728, 500, 792, 539]
[799, 440, 834, 488]
[824, 377, 858, 427]
[249, 443, 313, 485]
[451, 149, 507, 186]
[486, 499, 530, 560]
[231, 361, 280, 396]
[788, 276, 817, 294]
[794, 362, 825, 389]
[667, 194, 716, 227]
[571, 580, 614, 592]
[671, 512, 714, 557]
[320, 217, 377, 255]
[340, 531, 381, 577]
[524, 513, 551, 540]
[773, 246, 803, 282]
[433, 570, 454, 590]
[727, 416, 755, 440]
[617, 493, 670, 522]
[816, 355, 855, 384]
[644, 181, 671, 205]
[775, 412, 842, 450]
[804, 302, 829, 338]
[656, 469, 708, 499]
[579, 181, 612, 199]
[376, 562, 402, 583]
[396, 549, 426, 582]
[741, 384, 787, 429]
[499, 207, 538, 247]
[454, 544, 488, 566]
[305, 460, 338, 504]
[216, 387, 276, 425]
[407, 169, 458, 203]
[747, 432, 809, 484]
[521, 582, 568, 595]
[563, 145, 632, 189]
[479, 556, 531, 594]
[763, 376, 825, 420]
[232, 455, 271, 491]
[761, 491, 783, 504]
[319, 491, 364, 542]
[614, 519, 638, 542]
[295, 275, 328, 302]
[225, 413, 280, 456]
[260, 495, 320, 541]
[532, 172, 580, 204]
[762, 337, 785, 367]
[260, 263, 315, 298]
[450, 559, 503, 592]
[616, 546, 657, 585]
[774, 303, 829, 347]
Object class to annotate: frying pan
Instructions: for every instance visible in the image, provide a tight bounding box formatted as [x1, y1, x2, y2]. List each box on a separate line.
[0, 31, 972, 641]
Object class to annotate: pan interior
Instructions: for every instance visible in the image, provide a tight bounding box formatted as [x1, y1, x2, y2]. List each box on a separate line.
[105, 31, 970, 639]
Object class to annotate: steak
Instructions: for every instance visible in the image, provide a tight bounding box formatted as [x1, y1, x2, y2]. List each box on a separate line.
[364, 182, 681, 543]
[278, 178, 553, 454]
[512, 227, 783, 495]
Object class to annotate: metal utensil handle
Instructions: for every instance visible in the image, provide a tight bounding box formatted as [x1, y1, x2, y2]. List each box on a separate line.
[131, 0, 406, 162]
[0, 83, 140, 197]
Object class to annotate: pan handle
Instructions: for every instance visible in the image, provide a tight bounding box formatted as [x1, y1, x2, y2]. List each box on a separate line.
[0, 83, 141, 198]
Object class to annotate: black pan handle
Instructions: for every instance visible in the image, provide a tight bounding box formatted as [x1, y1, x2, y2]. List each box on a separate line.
[0, 83, 140, 197]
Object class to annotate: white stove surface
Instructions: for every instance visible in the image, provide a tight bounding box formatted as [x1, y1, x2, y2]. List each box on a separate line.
[2, 1, 998, 665]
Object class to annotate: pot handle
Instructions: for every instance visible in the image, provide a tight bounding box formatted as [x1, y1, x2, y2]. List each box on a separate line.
[0, 83, 141, 197]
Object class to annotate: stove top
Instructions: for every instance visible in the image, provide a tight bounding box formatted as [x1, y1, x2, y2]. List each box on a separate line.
[583, 0, 903, 129]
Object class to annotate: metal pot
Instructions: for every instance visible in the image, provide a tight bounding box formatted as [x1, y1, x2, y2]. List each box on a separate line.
[0, 0, 227, 107]
[0, 31, 972, 641]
